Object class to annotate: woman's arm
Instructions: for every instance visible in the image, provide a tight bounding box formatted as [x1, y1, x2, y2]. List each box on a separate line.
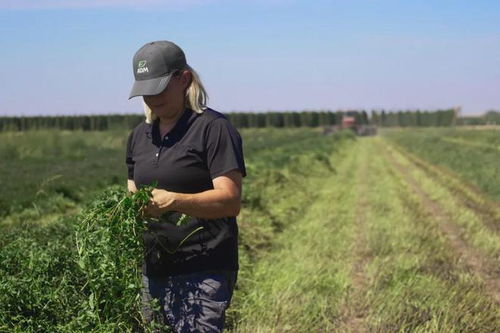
[143, 170, 243, 219]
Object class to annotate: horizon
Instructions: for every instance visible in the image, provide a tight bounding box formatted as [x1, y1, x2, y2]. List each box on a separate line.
[1, 1, 499, 116]
[2, 108, 496, 119]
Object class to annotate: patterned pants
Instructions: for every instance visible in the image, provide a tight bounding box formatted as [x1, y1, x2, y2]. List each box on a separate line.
[141, 270, 237, 333]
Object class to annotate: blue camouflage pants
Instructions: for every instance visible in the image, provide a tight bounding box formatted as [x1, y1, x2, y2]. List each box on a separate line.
[141, 270, 237, 333]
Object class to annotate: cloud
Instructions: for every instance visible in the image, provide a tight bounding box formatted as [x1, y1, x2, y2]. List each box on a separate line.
[1, 0, 213, 10]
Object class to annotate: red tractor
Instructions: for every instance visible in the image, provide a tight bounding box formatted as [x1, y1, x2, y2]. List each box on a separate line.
[341, 115, 357, 131]
[342, 113, 377, 136]
[323, 112, 377, 136]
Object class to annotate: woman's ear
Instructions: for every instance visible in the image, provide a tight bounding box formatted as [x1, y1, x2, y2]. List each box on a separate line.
[180, 70, 192, 89]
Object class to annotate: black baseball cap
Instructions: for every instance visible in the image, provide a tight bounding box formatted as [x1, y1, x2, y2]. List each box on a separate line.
[128, 41, 187, 99]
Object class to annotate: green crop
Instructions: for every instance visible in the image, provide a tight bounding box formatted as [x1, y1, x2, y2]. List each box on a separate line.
[382, 128, 500, 200]
[75, 184, 202, 331]
[0, 184, 198, 332]
[74, 185, 154, 331]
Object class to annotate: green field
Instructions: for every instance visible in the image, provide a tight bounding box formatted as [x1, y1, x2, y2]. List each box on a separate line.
[0, 127, 499, 332]
[382, 128, 500, 200]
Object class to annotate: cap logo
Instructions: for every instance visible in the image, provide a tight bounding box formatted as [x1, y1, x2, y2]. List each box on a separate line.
[137, 60, 149, 74]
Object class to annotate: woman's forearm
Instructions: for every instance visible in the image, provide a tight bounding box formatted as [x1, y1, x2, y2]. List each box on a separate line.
[170, 189, 241, 219]
[140, 171, 243, 219]
[129, 181, 240, 219]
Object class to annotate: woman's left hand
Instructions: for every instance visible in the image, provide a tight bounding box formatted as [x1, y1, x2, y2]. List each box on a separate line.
[142, 189, 177, 218]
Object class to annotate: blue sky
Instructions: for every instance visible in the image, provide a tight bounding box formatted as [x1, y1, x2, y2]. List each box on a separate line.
[0, 0, 499, 116]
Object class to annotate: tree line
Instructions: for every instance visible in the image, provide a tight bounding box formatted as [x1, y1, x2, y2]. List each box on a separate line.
[456, 110, 500, 126]
[0, 108, 482, 132]
[0, 111, 364, 132]
[371, 109, 458, 127]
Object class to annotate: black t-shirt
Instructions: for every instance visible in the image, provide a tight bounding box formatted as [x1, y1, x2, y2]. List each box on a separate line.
[125, 108, 246, 276]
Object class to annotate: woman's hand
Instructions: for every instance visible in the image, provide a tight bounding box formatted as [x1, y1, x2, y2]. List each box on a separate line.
[139, 170, 242, 219]
[142, 189, 177, 218]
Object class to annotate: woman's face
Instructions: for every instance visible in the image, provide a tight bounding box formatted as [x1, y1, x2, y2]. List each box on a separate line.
[143, 70, 191, 119]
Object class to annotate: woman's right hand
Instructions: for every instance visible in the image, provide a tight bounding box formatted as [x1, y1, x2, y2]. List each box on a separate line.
[127, 179, 138, 193]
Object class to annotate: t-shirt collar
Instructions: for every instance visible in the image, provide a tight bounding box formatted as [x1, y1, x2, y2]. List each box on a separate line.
[147, 108, 196, 144]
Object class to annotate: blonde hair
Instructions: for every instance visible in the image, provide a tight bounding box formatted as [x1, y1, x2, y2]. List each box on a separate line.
[143, 65, 208, 124]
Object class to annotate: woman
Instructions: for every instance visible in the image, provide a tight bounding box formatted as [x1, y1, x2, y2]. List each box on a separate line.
[125, 40, 246, 332]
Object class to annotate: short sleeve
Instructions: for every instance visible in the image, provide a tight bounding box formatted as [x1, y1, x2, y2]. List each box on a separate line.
[125, 131, 135, 180]
[205, 117, 247, 179]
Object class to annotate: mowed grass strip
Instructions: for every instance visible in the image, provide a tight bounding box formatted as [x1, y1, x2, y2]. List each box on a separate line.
[231, 143, 362, 332]
[364, 138, 499, 332]
[385, 142, 500, 261]
[390, 145, 500, 233]
[336, 137, 374, 332]
[232, 136, 499, 332]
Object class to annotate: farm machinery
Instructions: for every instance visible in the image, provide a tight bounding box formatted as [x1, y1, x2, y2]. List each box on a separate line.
[323, 111, 377, 136]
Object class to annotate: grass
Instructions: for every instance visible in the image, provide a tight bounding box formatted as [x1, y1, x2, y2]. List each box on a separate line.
[0, 127, 330, 217]
[232, 136, 499, 332]
[230, 142, 359, 331]
[0, 130, 130, 217]
[381, 128, 500, 201]
[362, 138, 498, 332]
[1, 127, 498, 332]
[386, 143, 500, 260]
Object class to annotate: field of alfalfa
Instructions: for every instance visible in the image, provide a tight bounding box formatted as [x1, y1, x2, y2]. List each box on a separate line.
[0, 126, 499, 332]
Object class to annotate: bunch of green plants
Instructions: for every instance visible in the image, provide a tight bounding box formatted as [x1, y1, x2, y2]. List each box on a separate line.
[75, 184, 198, 331]
[1, 183, 196, 332]
[74, 185, 154, 331]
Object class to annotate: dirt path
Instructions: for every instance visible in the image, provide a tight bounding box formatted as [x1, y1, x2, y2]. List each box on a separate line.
[339, 140, 372, 332]
[380, 140, 500, 304]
